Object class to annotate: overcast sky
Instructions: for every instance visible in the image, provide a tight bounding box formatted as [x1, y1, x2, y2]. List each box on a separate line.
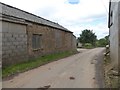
[0, 0, 109, 39]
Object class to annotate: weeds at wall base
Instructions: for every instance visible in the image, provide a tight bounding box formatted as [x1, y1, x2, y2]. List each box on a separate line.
[2, 50, 78, 79]
[104, 54, 120, 88]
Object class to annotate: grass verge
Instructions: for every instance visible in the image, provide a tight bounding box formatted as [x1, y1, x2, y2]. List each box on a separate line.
[3, 51, 77, 78]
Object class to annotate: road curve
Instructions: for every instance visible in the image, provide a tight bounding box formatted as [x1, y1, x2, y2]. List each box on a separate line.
[3, 48, 105, 88]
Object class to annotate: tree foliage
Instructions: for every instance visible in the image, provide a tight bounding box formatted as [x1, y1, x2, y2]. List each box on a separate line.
[78, 29, 97, 46]
[96, 35, 109, 47]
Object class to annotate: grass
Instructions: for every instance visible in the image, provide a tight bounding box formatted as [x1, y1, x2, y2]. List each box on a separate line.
[2, 51, 77, 78]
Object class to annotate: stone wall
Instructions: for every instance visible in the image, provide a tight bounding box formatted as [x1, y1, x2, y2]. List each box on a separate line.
[27, 23, 76, 59]
[72, 35, 77, 50]
[2, 21, 28, 67]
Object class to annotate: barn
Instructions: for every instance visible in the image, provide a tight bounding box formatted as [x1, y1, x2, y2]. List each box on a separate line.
[0, 2, 76, 67]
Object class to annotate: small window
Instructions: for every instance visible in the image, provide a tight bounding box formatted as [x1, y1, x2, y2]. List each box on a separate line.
[32, 34, 42, 49]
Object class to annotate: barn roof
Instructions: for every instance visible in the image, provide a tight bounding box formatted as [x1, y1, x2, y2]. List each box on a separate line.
[0, 2, 72, 33]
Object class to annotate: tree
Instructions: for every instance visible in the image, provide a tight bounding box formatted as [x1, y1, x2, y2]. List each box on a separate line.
[78, 29, 97, 46]
[105, 35, 109, 45]
[96, 35, 109, 47]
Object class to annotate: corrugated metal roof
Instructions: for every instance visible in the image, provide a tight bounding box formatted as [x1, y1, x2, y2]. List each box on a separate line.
[0, 2, 73, 33]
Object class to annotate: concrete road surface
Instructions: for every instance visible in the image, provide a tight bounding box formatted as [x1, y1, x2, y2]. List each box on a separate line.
[3, 48, 105, 88]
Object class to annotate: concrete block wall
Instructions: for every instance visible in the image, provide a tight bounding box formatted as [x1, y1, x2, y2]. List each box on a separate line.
[2, 21, 28, 67]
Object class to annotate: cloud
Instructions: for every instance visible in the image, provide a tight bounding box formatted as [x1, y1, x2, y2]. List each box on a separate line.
[0, 0, 109, 39]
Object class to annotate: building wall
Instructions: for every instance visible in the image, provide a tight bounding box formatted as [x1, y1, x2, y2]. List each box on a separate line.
[2, 21, 28, 67]
[0, 21, 2, 66]
[109, 2, 119, 67]
[27, 23, 76, 59]
[1, 3, 76, 67]
[118, 2, 120, 69]
[2, 21, 76, 67]
[72, 35, 77, 49]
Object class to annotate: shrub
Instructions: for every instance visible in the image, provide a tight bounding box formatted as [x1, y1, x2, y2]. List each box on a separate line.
[84, 43, 93, 49]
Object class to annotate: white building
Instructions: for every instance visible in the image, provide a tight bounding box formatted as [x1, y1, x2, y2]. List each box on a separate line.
[108, 0, 120, 69]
